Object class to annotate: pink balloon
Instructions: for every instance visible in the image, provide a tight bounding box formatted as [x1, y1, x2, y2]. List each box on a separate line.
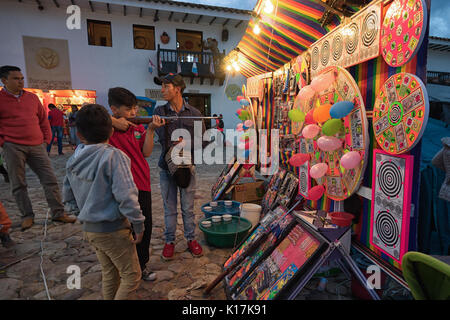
[244, 120, 254, 128]
[306, 185, 325, 201]
[340, 151, 361, 170]
[236, 95, 244, 102]
[236, 123, 244, 131]
[310, 72, 336, 93]
[309, 162, 328, 179]
[304, 109, 315, 125]
[317, 136, 342, 152]
[302, 124, 321, 139]
[289, 153, 311, 167]
[298, 86, 315, 107]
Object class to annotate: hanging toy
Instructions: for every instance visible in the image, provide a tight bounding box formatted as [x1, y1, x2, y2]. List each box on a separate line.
[239, 99, 250, 106]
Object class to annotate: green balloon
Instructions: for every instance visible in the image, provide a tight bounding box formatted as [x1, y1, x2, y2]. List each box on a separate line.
[322, 119, 343, 136]
[288, 109, 305, 122]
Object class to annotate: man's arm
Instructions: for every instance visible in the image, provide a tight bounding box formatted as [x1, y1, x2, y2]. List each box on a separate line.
[111, 115, 136, 132]
[62, 175, 79, 216]
[111, 150, 145, 235]
[142, 115, 165, 157]
[37, 98, 51, 145]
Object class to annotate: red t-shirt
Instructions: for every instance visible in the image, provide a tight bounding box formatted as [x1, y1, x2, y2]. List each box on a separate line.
[109, 125, 151, 192]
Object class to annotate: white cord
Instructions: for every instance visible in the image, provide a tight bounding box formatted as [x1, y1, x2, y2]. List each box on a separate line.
[39, 208, 52, 300]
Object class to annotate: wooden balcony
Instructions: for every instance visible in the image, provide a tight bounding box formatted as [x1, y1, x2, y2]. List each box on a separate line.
[427, 71, 450, 86]
[157, 45, 226, 86]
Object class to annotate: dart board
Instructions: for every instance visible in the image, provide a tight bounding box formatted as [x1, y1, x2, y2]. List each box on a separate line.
[302, 66, 370, 201]
[381, 0, 427, 67]
[370, 149, 414, 264]
[373, 72, 429, 154]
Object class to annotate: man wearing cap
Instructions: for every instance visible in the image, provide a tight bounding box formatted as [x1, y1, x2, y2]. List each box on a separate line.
[153, 73, 205, 260]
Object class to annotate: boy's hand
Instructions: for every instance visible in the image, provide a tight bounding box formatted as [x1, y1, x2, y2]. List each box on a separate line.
[112, 116, 136, 132]
[148, 115, 165, 130]
[132, 231, 144, 244]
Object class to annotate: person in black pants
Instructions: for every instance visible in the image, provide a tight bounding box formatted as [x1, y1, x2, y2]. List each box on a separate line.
[107, 87, 165, 281]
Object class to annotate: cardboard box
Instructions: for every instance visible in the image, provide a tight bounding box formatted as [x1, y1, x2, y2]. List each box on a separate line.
[228, 179, 265, 203]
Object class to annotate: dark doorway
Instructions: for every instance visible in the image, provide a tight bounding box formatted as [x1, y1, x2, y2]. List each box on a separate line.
[183, 94, 211, 129]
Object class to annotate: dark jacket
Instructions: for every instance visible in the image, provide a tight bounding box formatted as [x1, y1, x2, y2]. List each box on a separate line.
[153, 101, 206, 170]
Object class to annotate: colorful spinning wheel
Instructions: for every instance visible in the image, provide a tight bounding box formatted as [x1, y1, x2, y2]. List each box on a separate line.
[373, 72, 429, 154]
[381, 0, 427, 67]
[302, 66, 369, 201]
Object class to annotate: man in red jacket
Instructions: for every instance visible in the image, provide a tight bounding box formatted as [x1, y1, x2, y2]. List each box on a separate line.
[0, 66, 76, 230]
[47, 103, 65, 155]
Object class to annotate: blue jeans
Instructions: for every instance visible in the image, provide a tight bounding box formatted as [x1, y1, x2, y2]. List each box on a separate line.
[159, 168, 196, 243]
[47, 126, 63, 154]
[69, 126, 80, 146]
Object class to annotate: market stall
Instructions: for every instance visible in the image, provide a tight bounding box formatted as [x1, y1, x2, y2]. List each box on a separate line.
[205, 0, 444, 300]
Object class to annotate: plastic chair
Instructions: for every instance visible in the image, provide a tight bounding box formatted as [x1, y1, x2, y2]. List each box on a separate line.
[402, 251, 450, 300]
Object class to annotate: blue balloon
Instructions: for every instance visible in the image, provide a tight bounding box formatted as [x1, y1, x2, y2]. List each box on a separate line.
[240, 99, 250, 106]
[329, 101, 354, 119]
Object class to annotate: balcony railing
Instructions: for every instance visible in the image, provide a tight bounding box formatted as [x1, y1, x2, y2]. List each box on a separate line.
[427, 71, 450, 86]
[157, 45, 226, 85]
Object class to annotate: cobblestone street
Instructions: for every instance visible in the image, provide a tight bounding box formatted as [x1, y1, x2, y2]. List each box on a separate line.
[0, 144, 353, 300]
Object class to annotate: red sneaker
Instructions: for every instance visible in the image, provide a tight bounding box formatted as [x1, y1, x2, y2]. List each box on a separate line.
[162, 242, 175, 260]
[187, 240, 203, 257]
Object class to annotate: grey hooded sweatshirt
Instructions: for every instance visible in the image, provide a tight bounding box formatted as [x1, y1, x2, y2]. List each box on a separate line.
[62, 143, 145, 234]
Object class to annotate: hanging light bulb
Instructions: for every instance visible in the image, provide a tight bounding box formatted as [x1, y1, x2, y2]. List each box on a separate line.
[264, 0, 274, 14]
[226, 65, 232, 71]
[253, 23, 261, 35]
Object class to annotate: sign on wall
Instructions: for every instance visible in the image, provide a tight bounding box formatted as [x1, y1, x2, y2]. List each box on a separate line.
[22, 36, 72, 90]
[145, 89, 164, 100]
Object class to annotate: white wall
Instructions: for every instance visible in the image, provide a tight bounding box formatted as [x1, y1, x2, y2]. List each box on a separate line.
[427, 49, 450, 73]
[0, 0, 247, 129]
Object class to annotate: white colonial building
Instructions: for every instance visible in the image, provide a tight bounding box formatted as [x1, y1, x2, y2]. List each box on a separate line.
[427, 36, 450, 123]
[0, 0, 252, 129]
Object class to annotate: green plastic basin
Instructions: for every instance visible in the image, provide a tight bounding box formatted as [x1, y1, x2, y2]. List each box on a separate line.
[199, 216, 252, 248]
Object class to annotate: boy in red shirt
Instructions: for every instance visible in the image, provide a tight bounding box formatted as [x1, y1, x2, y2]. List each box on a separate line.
[108, 87, 165, 281]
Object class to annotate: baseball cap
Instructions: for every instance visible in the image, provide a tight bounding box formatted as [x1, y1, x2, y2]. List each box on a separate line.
[154, 73, 186, 91]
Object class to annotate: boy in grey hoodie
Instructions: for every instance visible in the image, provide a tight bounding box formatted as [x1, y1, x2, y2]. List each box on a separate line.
[62, 104, 145, 300]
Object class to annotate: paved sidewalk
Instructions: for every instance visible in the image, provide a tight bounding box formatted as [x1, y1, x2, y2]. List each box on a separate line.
[0, 144, 354, 300]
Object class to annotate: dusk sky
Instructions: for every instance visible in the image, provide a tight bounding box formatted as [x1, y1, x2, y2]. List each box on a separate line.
[173, 0, 449, 38]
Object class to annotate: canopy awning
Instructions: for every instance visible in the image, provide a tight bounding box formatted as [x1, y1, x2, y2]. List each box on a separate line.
[231, 0, 363, 78]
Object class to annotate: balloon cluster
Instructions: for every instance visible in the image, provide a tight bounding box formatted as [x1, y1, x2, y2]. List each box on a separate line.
[288, 72, 363, 201]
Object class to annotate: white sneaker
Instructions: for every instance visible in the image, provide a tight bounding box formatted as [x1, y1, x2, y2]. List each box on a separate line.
[142, 269, 157, 281]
